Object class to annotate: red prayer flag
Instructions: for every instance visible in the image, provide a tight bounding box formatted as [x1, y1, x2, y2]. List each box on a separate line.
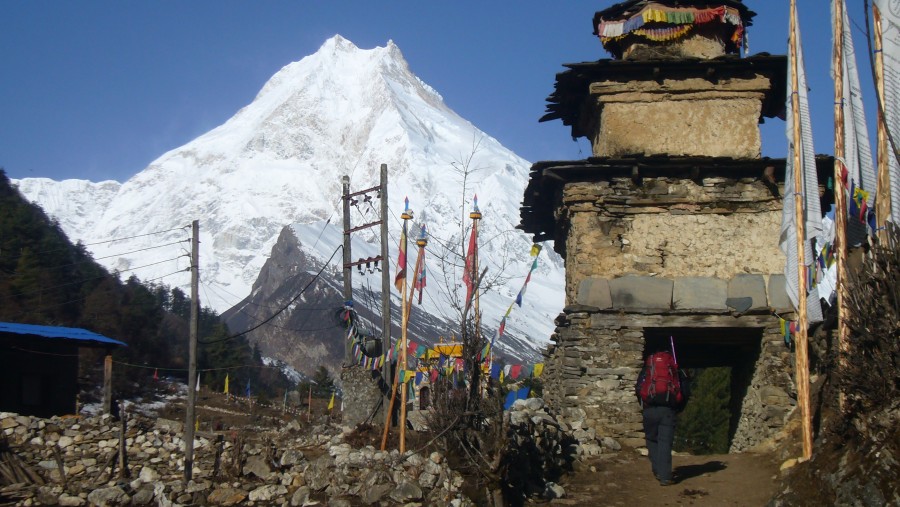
[394, 217, 408, 291]
[510, 364, 522, 380]
[462, 227, 477, 305]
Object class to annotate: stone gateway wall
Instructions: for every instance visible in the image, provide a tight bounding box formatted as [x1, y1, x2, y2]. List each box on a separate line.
[542, 310, 798, 453]
[562, 175, 785, 302]
[537, 170, 801, 453]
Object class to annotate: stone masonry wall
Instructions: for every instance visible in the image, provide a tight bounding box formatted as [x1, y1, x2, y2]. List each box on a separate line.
[542, 310, 798, 452]
[541, 173, 799, 452]
[542, 312, 646, 449]
[590, 76, 772, 159]
[563, 176, 783, 302]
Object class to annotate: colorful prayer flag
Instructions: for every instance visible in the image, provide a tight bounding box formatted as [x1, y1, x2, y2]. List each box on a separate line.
[534, 363, 544, 377]
[462, 196, 479, 306]
[394, 198, 409, 291]
[224, 374, 229, 394]
[415, 224, 427, 304]
[328, 392, 335, 411]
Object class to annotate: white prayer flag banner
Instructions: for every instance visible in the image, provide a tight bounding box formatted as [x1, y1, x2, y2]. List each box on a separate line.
[873, 0, 900, 224]
[833, 0, 877, 247]
[781, 8, 825, 323]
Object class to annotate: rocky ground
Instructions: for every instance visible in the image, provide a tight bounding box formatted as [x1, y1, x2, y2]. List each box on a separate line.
[0, 381, 482, 506]
[5, 380, 892, 507]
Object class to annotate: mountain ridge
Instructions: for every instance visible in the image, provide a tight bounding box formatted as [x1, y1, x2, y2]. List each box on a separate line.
[12, 34, 565, 373]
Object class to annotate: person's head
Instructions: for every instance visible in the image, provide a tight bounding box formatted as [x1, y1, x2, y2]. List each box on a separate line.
[644, 337, 669, 358]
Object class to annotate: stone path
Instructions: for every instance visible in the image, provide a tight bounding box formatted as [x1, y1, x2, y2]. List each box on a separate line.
[534, 450, 781, 506]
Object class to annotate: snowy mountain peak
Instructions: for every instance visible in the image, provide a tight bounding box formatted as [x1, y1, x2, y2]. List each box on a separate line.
[13, 36, 565, 362]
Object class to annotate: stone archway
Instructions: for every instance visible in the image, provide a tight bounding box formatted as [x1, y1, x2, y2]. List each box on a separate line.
[542, 310, 796, 453]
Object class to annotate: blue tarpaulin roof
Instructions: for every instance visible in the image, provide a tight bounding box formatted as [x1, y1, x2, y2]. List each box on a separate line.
[0, 322, 126, 347]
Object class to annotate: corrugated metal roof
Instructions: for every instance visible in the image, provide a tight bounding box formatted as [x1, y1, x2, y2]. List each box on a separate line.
[0, 322, 127, 347]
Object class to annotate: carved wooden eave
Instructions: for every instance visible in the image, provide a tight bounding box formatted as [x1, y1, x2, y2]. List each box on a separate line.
[518, 154, 835, 249]
[540, 54, 787, 142]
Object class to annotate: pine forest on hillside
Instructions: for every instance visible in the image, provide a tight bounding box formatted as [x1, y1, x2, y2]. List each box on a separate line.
[0, 168, 292, 401]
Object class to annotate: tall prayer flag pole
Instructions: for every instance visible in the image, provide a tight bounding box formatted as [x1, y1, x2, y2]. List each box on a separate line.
[381, 199, 412, 451]
[469, 197, 482, 341]
[874, 3, 894, 242]
[832, 0, 851, 413]
[789, 0, 814, 460]
[399, 225, 427, 453]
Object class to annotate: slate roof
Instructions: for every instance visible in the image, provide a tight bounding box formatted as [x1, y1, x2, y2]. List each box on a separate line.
[0, 322, 127, 348]
[540, 54, 788, 140]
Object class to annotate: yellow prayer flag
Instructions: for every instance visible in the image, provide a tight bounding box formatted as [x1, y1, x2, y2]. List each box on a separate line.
[224, 374, 229, 394]
[530, 244, 542, 257]
[499, 371, 504, 383]
[327, 392, 335, 411]
[534, 363, 544, 378]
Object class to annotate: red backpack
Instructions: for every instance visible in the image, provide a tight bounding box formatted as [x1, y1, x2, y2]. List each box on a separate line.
[639, 351, 684, 408]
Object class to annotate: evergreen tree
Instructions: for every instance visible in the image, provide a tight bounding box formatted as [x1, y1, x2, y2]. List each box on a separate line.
[675, 367, 731, 454]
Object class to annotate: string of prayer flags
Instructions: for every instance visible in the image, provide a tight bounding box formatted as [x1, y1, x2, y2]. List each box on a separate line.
[597, 5, 745, 47]
[779, 318, 797, 349]
[503, 387, 532, 410]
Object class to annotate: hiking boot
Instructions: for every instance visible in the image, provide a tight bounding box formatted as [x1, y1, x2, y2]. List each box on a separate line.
[659, 479, 673, 486]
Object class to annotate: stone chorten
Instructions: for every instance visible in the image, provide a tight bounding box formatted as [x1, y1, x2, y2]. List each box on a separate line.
[521, 1, 830, 452]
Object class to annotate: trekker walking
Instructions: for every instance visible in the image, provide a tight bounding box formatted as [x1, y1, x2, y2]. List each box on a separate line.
[635, 340, 689, 486]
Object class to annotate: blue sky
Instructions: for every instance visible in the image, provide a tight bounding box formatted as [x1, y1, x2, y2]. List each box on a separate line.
[0, 1, 872, 183]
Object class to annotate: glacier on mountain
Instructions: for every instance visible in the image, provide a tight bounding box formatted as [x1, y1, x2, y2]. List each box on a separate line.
[12, 35, 565, 355]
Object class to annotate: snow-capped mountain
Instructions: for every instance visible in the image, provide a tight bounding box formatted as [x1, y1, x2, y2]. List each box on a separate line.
[13, 35, 564, 366]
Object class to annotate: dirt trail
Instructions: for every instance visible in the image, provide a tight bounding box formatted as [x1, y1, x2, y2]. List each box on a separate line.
[539, 450, 781, 507]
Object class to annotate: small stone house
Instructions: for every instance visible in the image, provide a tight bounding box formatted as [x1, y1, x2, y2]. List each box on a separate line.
[520, 0, 831, 451]
[0, 322, 126, 418]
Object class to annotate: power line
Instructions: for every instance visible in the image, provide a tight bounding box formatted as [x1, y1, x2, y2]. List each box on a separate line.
[4, 256, 186, 298]
[19, 240, 190, 272]
[1, 226, 190, 259]
[2, 269, 187, 320]
[199, 244, 343, 345]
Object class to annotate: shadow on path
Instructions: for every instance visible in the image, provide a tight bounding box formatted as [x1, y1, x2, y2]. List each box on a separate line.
[674, 460, 728, 481]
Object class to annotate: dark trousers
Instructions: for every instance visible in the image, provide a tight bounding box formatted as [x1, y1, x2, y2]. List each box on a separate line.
[642, 405, 677, 482]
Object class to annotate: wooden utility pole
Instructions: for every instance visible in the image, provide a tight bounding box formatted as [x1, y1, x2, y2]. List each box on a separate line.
[183, 220, 200, 481]
[789, 0, 814, 460]
[342, 176, 353, 363]
[102, 353, 113, 415]
[833, 0, 850, 413]
[380, 164, 392, 417]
